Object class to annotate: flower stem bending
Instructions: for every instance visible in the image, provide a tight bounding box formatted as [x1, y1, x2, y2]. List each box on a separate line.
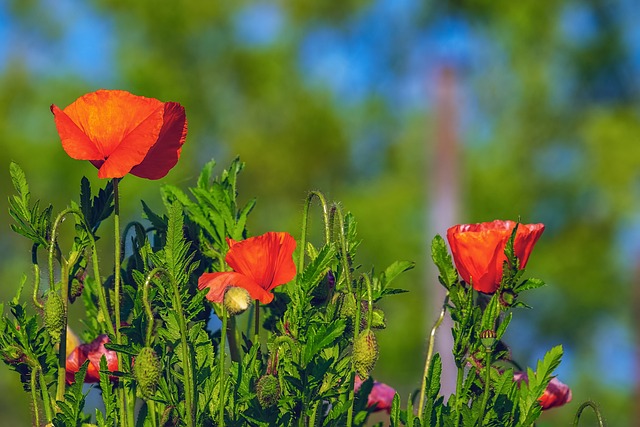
[219, 302, 228, 427]
[418, 292, 449, 419]
[572, 401, 606, 427]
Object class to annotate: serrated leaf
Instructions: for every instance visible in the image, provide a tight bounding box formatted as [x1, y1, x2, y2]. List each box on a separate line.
[431, 235, 458, 288]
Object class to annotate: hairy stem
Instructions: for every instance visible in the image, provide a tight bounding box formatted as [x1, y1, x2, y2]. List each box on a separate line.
[55, 261, 69, 402]
[418, 293, 449, 418]
[299, 191, 330, 275]
[572, 401, 606, 427]
[219, 303, 228, 427]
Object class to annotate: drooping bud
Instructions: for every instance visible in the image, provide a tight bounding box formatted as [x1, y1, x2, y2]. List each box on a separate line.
[256, 374, 281, 408]
[43, 291, 65, 343]
[353, 329, 379, 379]
[224, 287, 252, 316]
[134, 347, 162, 399]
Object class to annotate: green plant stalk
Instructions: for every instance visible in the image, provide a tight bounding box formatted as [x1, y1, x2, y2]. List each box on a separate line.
[148, 399, 158, 427]
[572, 401, 606, 427]
[170, 275, 195, 427]
[418, 293, 449, 419]
[363, 274, 373, 329]
[478, 348, 492, 426]
[31, 368, 40, 427]
[298, 191, 331, 274]
[454, 366, 464, 427]
[254, 299, 260, 344]
[55, 261, 69, 402]
[346, 281, 363, 427]
[333, 205, 352, 293]
[142, 267, 165, 346]
[219, 303, 228, 427]
[227, 316, 241, 362]
[38, 366, 53, 422]
[85, 221, 115, 337]
[32, 245, 43, 309]
[111, 179, 131, 427]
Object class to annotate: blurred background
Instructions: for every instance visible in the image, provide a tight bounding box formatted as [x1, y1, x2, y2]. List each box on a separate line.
[0, 0, 638, 425]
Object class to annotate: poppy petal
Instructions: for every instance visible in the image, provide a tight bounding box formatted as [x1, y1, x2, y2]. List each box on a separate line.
[198, 271, 274, 304]
[51, 104, 103, 160]
[225, 232, 296, 293]
[130, 102, 188, 179]
[52, 90, 169, 179]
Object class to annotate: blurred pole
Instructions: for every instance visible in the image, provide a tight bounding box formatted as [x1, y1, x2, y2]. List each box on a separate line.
[427, 65, 460, 398]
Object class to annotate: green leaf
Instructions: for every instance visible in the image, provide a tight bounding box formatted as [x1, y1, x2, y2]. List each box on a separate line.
[515, 277, 545, 293]
[431, 235, 458, 288]
[390, 393, 401, 427]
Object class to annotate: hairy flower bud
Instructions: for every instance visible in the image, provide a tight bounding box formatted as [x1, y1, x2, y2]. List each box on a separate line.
[44, 291, 65, 343]
[134, 347, 162, 399]
[224, 287, 252, 316]
[256, 374, 281, 408]
[353, 329, 379, 379]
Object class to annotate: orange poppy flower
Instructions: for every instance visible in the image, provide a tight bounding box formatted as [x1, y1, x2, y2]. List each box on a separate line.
[198, 232, 297, 305]
[65, 334, 118, 384]
[446, 220, 544, 294]
[51, 89, 187, 179]
[514, 372, 572, 410]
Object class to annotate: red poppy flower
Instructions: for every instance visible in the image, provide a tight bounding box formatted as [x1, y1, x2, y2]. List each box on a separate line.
[51, 89, 187, 179]
[198, 232, 297, 305]
[65, 334, 118, 384]
[514, 372, 572, 410]
[354, 375, 396, 414]
[446, 220, 544, 294]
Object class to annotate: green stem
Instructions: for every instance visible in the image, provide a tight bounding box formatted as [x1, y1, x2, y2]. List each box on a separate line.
[362, 274, 373, 329]
[227, 316, 241, 363]
[142, 267, 166, 346]
[31, 369, 40, 427]
[253, 299, 260, 344]
[478, 348, 492, 425]
[112, 179, 129, 427]
[148, 399, 158, 427]
[418, 293, 449, 419]
[333, 204, 352, 293]
[38, 366, 53, 422]
[346, 280, 363, 427]
[219, 303, 228, 427]
[55, 261, 69, 402]
[454, 366, 464, 427]
[572, 401, 606, 427]
[32, 245, 44, 309]
[170, 275, 195, 427]
[299, 191, 331, 275]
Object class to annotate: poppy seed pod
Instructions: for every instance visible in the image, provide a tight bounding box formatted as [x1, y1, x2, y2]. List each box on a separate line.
[44, 291, 66, 343]
[224, 287, 252, 316]
[256, 374, 281, 408]
[353, 329, 379, 380]
[134, 347, 162, 399]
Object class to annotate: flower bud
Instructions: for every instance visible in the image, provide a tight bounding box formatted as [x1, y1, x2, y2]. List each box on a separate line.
[353, 329, 379, 380]
[256, 374, 281, 408]
[44, 291, 65, 343]
[499, 289, 516, 307]
[134, 347, 162, 399]
[224, 287, 252, 316]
